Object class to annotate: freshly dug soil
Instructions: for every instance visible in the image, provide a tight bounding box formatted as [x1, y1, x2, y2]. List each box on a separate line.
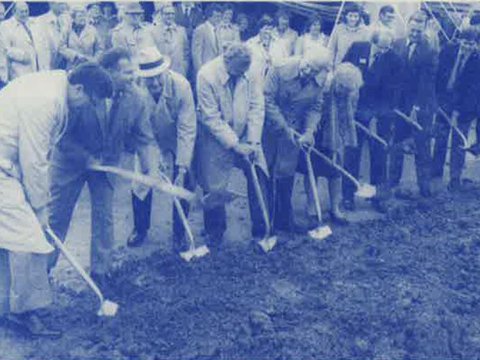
[5, 186, 480, 360]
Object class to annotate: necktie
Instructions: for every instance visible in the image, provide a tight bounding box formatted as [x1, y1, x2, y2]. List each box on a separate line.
[447, 50, 466, 90]
[227, 77, 237, 95]
[21, 22, 38, 70]
[165, 26, 174, 43]
[407, 42, 416, 61]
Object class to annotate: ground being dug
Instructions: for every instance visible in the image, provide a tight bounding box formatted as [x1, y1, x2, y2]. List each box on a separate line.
[4, 185, 480, 360]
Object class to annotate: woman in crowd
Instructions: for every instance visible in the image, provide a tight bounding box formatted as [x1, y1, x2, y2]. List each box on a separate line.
[294, 13, 329, 56]
[328, 3, 370, 66]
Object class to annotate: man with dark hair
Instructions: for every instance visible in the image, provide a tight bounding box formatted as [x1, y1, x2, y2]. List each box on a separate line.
[197, 43, 266, 251]
[370, 5, 400, 38]
[0, 63, 112, 338]
[48, 48, 160, 279]
[432, 27, 480, 191]
[390, 14, 438, 198]
[192, 3, 223, 76]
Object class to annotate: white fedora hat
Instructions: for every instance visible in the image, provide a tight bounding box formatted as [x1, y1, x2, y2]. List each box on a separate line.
[137, 47, 171, 78]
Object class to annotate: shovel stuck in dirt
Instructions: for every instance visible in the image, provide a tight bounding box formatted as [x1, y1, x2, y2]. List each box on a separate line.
[45, 228, 119, 317]
[155, 172, 210, 262]
[303, 149, 333, 241]
[292, 130, 376, 199]
[248, 160, 277, 253]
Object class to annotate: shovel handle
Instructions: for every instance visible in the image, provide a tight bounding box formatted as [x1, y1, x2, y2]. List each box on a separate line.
[304, 150, 323, 224]
[89, 164, 195, 201]
[355, 121, 388, 148]
[394, 109, 423, 131]
[438, 107, 469, 148]
[45, 227, 105, 304]
[248, 162, 272, 236]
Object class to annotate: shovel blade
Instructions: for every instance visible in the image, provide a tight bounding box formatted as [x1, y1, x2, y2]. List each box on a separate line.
[179, 245, 210, 262]
[98, 300, 119, 317]
[355, 183, 376, 198]
[308, 225, 332, 241]
[258, 236, 277, 253]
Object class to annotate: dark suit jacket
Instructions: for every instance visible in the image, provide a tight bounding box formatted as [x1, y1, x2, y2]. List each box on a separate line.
[174, 4, 204, 39]
[436, 43, 480, 116]
[393, 37, 438, 113]
[343, 41, 403, 121]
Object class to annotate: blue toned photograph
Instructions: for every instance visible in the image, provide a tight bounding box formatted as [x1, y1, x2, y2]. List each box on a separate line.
[0, 1, 479, 359]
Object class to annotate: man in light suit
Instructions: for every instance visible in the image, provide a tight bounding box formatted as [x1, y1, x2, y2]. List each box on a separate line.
[33, 2, 70, 70]
[0, 2, 39, 81]
[0, 63, 113, 338]
[390, 12, 438, 198]
[196, 43, 267, 251]
[128, 47, 197, 251]
[151, 3, 190, 77]
[192, 3, 223, 76]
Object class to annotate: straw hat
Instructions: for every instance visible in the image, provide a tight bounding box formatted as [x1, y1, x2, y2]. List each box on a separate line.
[137, 47, 171, 78]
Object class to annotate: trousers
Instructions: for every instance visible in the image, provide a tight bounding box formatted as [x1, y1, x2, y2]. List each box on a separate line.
[48, 167, 114, 275]
[131, 167, 195, 252]
[432, 112, 475, 181]
[0, 250, 52, 316]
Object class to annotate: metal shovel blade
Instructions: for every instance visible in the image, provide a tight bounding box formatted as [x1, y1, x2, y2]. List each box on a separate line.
[179, 245, 210, 262]
[98, 300, 119, 317]
[355, 183, 377, 198]
[308, 225, 332, 241]
[258, 236, 277, 253]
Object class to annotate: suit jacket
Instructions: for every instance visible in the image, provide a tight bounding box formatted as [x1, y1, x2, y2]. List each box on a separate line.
[263, 57, 324, 177]
[147, 70, 196, 168]
[196, 55, 265, 190]
[174, 4, 204, 39]
[343, 41, 403, 119]
[436, 44, 480, 116]
[152, 23, 190, 77]
[111, 23, 155, 59]
[0, 18, 39, 81]
[192, 21, 219, 75]
[393, 37, 438, 113]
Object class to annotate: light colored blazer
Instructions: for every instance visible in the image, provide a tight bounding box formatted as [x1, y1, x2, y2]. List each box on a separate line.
[0, 17, 39, 81]
[0, 71, 68, 253]
[146, 70, 196, 168]
[192, 21, 219, 75]
[152, 23, 190, 77]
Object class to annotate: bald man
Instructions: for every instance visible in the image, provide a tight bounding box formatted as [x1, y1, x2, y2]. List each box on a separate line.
[342, 28, 403, 212]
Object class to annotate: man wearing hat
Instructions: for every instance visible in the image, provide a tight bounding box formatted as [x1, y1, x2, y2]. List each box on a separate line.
[111, 2, 155, 60]
[128, 46, 196, 250]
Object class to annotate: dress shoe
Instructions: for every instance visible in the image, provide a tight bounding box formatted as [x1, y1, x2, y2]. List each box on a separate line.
[371, 199, 388, 214]
[394, 188, 416, 200]
[341, 199, 355, 211]
[330, 211, 349, 225]
[6, 313, 62, 339]
[447, 178, 461, 192]
[127, 230, 147, 248]
[465, 142, 480, 156]
[419, 185, 432, 198]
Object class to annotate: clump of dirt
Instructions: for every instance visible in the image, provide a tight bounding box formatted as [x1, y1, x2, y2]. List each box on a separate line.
[12, 187, 480, 359]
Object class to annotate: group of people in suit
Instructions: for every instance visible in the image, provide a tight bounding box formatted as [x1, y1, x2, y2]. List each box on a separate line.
[0, 1, 480, 339]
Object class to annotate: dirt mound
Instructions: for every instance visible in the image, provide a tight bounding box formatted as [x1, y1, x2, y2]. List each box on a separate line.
[8, 187, 480, 360]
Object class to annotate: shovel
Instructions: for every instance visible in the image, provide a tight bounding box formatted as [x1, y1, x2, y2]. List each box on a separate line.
[292, 129, 376, 198]
[156, 172, 209, 262]
[303, 149, 333, 241]
[438, 107, 469, 150]
[89, 164, 196, 201]
[355, 121, 388, 148]
[394, 108, 424, 132]
[45, 227, 119, 317]
[248, 160, 277, 253]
